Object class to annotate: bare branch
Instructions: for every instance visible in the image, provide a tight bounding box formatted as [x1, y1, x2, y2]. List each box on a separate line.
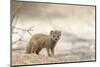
[12, 26, 34, 45]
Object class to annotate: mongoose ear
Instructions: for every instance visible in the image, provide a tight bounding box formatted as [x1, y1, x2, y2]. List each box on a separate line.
[50, 30, 54, 34]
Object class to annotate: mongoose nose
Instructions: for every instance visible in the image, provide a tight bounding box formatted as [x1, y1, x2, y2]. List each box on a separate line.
[55, 39, 57, 40]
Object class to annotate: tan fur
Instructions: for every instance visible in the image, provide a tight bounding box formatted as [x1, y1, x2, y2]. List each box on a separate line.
[26, 30, 61, 56]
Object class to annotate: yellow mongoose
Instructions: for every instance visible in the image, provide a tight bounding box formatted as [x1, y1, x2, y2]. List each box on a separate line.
[26, 30, 61, 56]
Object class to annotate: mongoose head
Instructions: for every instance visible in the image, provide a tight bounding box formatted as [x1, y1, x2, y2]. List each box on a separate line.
[50, 30, 61, 42]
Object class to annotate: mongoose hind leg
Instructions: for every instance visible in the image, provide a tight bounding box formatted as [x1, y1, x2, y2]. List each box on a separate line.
[31, 47, 37, 54]
[36, 48, 42, 55]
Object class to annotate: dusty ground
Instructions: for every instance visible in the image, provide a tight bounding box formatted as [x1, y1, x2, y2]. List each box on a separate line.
[12, 46, 95, 66]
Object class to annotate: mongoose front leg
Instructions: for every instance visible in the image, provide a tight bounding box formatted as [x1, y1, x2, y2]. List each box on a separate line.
[47, 48, 51, 56]
[51, 47, 55, 56]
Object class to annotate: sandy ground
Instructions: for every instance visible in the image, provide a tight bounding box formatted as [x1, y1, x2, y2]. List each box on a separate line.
[12, 44, 95, 66]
